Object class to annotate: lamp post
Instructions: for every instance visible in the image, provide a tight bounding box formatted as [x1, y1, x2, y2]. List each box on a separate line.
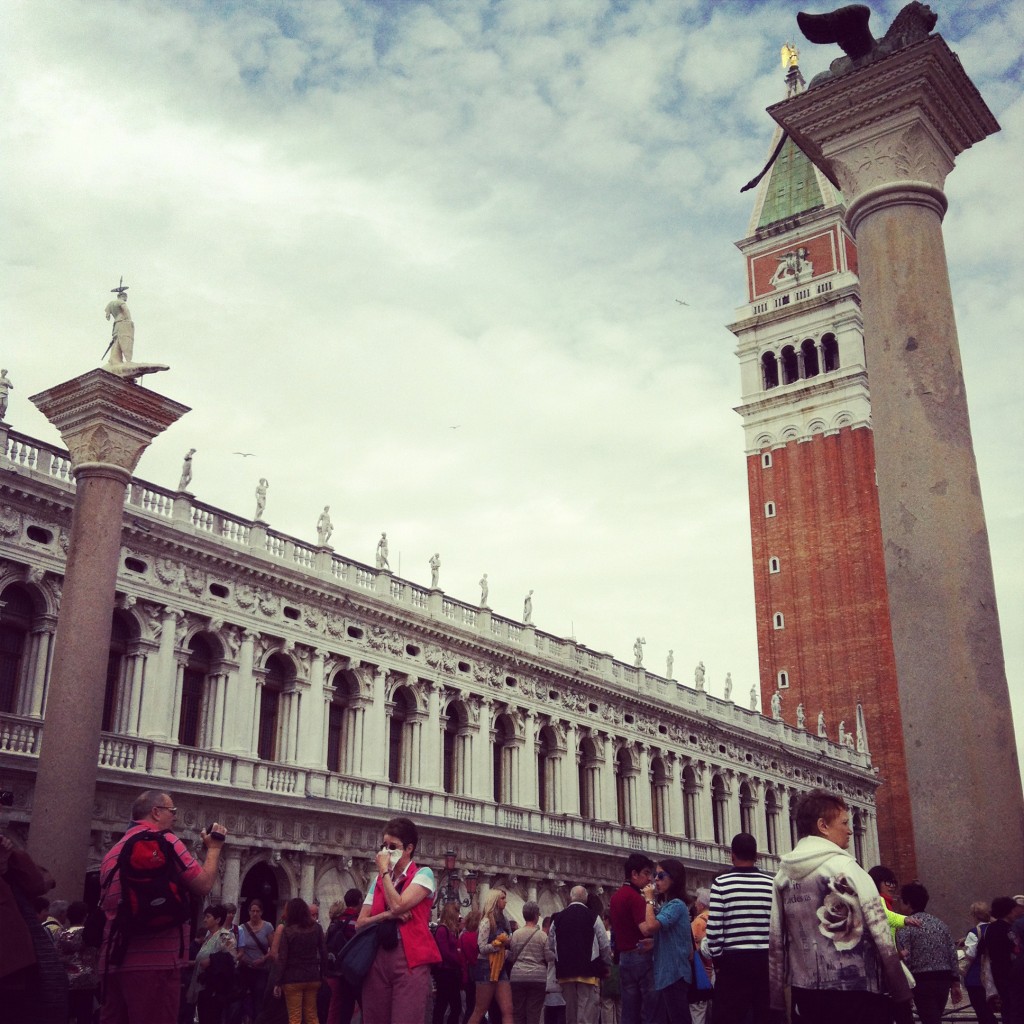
[435, 849, 475, 909]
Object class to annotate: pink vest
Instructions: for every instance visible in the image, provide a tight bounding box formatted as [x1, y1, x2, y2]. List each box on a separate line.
[370, 860, 441, 969]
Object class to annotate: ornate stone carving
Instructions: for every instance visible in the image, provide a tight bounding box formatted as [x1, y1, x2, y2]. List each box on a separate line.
[155, 557, 180, 585]
[0, 504, 22, 537]
[183, 564, 206, 596]
[830, 123, 949, 196]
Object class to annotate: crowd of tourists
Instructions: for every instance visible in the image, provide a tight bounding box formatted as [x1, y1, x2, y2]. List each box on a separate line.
[2, 790, 1023, 1024]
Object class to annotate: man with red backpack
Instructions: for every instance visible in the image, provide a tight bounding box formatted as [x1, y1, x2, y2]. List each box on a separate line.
[98, 789, 227, 1024]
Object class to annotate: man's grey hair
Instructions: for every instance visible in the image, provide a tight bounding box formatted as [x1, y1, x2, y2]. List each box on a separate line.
[570, 885, 588, 904]
[131, 790, 169, 821]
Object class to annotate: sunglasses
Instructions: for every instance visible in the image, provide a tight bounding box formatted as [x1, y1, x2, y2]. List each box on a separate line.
[380, 842, 404, 852]
[654, 871, 670, 881]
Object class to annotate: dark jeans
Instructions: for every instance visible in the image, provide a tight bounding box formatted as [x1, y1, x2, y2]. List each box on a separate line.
[967, 984, 999, 1024]
[433, 970, 463, 1024]
[463, 978, 476, 1024]
[910, 972, 950, 1024]
[511, 980, 546, 1024]
[792, 988, 891, 1024]
[653, 978, 692, 1024]
[712, 950, 770, 1024]
[618, 949, 655, 1024]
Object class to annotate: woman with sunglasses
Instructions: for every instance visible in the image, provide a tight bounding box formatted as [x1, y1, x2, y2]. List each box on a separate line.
[640, 860, 694, 1024]
[356, 817, 441, 1024]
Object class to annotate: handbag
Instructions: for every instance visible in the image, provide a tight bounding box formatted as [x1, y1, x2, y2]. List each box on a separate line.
[335, 921, 383, 988]
[693, 952, 713, 992]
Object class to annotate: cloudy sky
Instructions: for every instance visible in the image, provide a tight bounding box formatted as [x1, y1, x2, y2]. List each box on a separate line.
[2, 0, 1021, 766]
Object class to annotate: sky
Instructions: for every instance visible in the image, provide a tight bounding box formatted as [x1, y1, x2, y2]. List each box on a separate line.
[2, 0, 1022, 770]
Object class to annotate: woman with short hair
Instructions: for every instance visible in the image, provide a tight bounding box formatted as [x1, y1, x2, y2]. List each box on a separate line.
[187, 904, 238, 1024]
[509, 900, 548, 1024]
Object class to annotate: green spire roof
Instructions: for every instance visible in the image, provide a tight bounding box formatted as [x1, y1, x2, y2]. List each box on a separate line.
[757, 135, 825, 229]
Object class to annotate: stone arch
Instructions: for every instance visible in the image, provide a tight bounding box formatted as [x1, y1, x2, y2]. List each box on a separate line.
[537, 723, 560, 814]
[711, 772, 731, 845]
[102, 607, 143, 733]
[442, 696, 471, 795]
[807, 418, 827, 435]
[387, 683, 419, 785]
[0, 580, 39, 714]
[578, 734, 601, 820]
[492, 711, 518, 803]
[239, 854, 294, 925]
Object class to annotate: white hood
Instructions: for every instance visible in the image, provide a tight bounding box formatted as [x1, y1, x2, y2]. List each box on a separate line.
[776, 836, 852, 882]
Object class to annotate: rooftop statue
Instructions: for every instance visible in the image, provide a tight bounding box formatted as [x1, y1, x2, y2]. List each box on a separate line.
[102, 278, 169, 381]
[0, 369, 12, 420]
[254, 478, 268, 521]
[797, 2, 938, 83]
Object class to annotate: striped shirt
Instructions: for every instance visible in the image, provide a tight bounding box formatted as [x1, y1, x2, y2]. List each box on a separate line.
[705, 866, 773, 956]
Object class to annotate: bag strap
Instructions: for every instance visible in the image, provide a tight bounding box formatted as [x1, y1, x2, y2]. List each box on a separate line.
[244, 921, 269, 953]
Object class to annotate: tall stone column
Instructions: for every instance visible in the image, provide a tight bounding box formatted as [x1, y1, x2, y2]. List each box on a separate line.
[770, 32, 1023, 920]
[27, 369, 188, 899]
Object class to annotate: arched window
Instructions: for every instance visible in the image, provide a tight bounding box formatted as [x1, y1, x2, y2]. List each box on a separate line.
[852, 809, 865, 863]
[801, 338, 820, 378]
[682, 765, 698, 838]
[650, 756, 669, 834]
[578, 736, 600, 820]
[442, 699, 470, 795]
[537, 725, 559, 813]
[712, 775, 728, 845]
[822, 333, 840, 372]
[615, 747, 634, 827]
[764, 501, 776, 518]
[326, 670, 359, 774]
[773, 612, 785, 630]
[777, 670, 790, 689]
[258, 653, 293, 761]
[179, 635, 213, 748]
[0, 584, 34, 714]
[761, 352, 779, 390]
[769, 556, 781, 574]
[765, 788, 780, 854]
[739, 780, 755, 835]
[780, 345, 799, 385]
[103, 611, 138, 733]
[761, 451, 773, 468]
[388, 686, 416, 785]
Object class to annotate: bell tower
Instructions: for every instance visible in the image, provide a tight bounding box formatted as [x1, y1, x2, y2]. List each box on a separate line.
[728, 47, 915, 880]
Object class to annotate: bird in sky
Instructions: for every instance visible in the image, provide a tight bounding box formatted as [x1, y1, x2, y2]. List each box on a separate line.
[675, 299, 689, 306]
[233, 451, 256, 457]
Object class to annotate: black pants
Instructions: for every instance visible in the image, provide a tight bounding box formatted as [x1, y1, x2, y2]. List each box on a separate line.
[433, 969, 463, 1024]
[712, 950, 770, 1024]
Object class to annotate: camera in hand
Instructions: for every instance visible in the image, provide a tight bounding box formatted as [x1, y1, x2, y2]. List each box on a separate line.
[206, 824, 225, 841]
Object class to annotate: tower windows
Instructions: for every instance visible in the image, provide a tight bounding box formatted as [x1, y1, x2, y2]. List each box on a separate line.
[764, 502, 776, 518]
[781, 345, 799, 385]
[773, 612, 785, 630]
[761, 452, 773, 468]
[801, 339, 820, 378]
[769, 557, 781, 573]
[777, 670, 789, 689]
[822, 333, 840, 372]
[761, 352, 779, 390]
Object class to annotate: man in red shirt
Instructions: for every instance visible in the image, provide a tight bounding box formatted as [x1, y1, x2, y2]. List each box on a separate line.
[99, 789, 227, 1024]
[609, 853, 655, 1024]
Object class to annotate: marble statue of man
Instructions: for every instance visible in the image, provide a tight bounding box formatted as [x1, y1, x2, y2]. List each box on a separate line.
[633, 637, 646, 667]
[317, 506, 333, 545]
[817, 710, 827, 738]
[796, 703, 806, 730]
[723, 672, 733, 701]
[666, 650, 674, 679]
[771, 691, 782, 720]
[0, 369, 12, 420]
[177, 448, 196, 491]
[429, 552, 441, 588]
[838, 720, 847, 746]
[523, 589, 534, 624]
[376, 532, 390, 569]
[255, 478, 268, 520]
[750, 685, 758, 711]
[479, 573, 489, 606]
[694, 661, 706, 691]
[104, 287, 135, 365]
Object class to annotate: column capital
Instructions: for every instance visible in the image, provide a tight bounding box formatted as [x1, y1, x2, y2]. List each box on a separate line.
[30, 368, 190, 476]
[768, 35, 998, 206]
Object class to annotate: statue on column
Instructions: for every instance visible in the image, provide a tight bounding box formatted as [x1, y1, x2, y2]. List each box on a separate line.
[723, 672, 733, 701]
[771, 691, 782, 720]
[817, 710, 827, 738]
[479, 573, 489, 606]
[177, 448, 196, 491]
[633, 637, 646, 668]
[101, 278, 168, 381]
[0, 369, 13, 420]
[429, 552, 441, 588]
[376, 532, 390, 569]
[666, 650, 674, 679]
[316, 506, 333, 545]
[254, 478, 268, 520]
[796, 703, 806, 730]
[694, 661, 705, 691]
[750, 685, 758, 711]
[523, 589, 534, 624]
[838, 720, 848, 746]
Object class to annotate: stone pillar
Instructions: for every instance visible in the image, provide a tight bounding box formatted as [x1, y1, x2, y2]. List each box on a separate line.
[24, 619, 56, 717]
[474, 698, 493, 802]
[521, 710, 538, 810]
[300, 854, 317, 901]
[229, 630, 258, 755]
[562, 723, 580, 817]
[27, 369, 188, 898]
[600, 736, 617, 824]
[635, 745, 653, 832]
[770, 33, 1023, 921]
[222, 847, 242, 909]
[424, 682, 443, 792]
[364, 668, 388, 780]
[298, 649, 327, 767]
[140, 607, 182, 741]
